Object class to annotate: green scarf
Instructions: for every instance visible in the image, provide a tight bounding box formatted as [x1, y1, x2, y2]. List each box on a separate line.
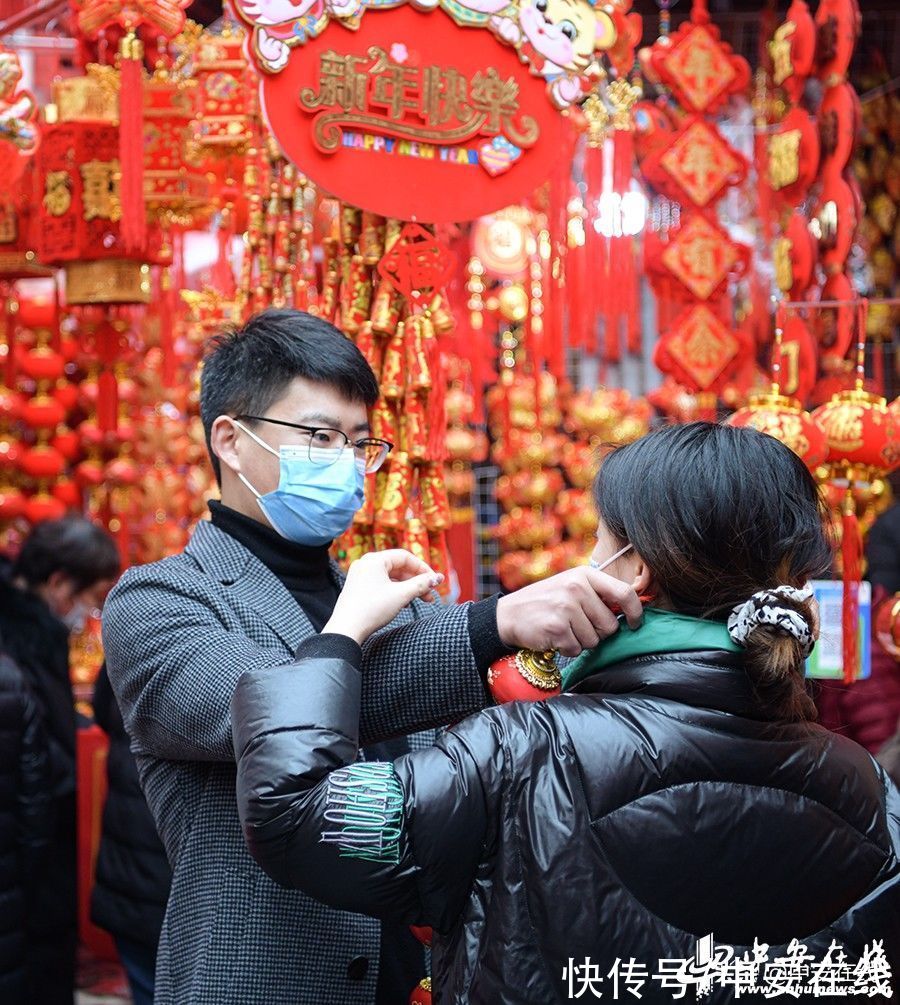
[561, 608, 742, 691]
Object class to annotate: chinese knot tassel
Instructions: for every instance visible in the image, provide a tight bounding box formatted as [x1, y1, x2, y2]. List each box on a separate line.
[160, 266, 177, 388]
[118, 32, 146, 254]
[611, 125, 636, 359]
[97, 368, 118, 433]
[841, 490, 861, 685]
[584, 139, 605, 356]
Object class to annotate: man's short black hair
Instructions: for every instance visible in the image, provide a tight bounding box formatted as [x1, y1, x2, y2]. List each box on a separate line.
[200, 309, 380, 483]
[12, 516, 120, 591]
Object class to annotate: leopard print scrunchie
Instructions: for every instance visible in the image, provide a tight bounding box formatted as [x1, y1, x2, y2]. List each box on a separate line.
[727, 585, 815, 658]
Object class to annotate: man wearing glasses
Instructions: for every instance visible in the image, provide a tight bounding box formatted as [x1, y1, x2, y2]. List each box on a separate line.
[102, 308, 640, 1005]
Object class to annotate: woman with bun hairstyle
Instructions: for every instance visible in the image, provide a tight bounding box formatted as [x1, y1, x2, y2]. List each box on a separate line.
[232, 422, 900, 1003]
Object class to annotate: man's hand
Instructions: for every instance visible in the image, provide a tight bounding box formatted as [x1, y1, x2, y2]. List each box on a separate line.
[495, 567, 643, 657]
[323, 550, 443, 645]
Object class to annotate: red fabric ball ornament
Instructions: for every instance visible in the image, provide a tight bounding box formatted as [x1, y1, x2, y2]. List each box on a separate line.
[77, 419, 105, 449]
[51, 428, 82, 462]
[20, 395, 67, 430]
[409, 978, 432, 1005]
[487, 650, 561, 703]
[815, 0, 861, 85]
[0, 485, 26, 520]
[773, 316, 818, 404]
[0, 437, 22, 472]
[816, 272, 855, 365]
[16, 293, 56, 330]
[874, 593, 900, 660]
[23, 492, 66, 524]
[812, 172, 857, 273]
[75, 457, 106, 488]
[766, 107, 819, 210]
[53, 384, 80, 414]
[769, 0, 817, 104]
[774, 212, 817, 299]
[19, 444, 66, 480]
[818, 83, 860, 176]
[0, 388, 25, 422]
[18, 348, 65, 383]
[51, 478, 82, 510]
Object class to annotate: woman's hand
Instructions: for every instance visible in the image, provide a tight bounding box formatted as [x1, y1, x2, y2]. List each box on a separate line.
[322, 550, 444, 645]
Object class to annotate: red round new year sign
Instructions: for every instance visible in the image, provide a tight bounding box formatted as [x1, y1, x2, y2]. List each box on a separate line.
[259, 5, 566, 223]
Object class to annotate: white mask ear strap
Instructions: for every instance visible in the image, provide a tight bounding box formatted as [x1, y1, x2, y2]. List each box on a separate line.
[590, 543, 633, 573]
[237, 471, 263, 500]
[234, 419, 280, 459]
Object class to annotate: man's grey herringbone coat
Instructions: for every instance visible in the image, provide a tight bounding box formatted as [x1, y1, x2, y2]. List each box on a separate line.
[102, 520, 490, 1005]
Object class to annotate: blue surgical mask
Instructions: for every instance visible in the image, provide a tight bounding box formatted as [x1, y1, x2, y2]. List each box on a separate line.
[234, 420, 365, 546]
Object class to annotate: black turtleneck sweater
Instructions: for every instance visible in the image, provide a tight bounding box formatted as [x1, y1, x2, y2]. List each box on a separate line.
[209, 500, 339, 632]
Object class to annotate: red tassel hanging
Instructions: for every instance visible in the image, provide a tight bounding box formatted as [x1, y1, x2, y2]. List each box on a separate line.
[841, 490, 861, 685]
[423, 318, 447, 462]
[97, 368, 118, 432]
[118, 32, 146, 254]
[212, 214, 237, 296]
[610, 125, 636, 360]
[160, 266, 177, 388]
[584, 138, 605, 357]
[2, 289, 15, 389]
[567, 234, 587, 351]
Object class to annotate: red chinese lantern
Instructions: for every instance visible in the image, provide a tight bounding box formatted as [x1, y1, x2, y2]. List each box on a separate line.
[23, 491, 66, 523]
[728, 393, 826, 470]
[812, 389, 897, 477]
[37, 71, 151, 304]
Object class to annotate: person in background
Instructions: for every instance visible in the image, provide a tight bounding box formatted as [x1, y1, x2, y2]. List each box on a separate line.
[817, 476, 900, 756]
[0, 517, 120, 1005]
[0, 646, 52, 1005]
[91, 663, 171, 1005]
[232, 423, 900, 1003]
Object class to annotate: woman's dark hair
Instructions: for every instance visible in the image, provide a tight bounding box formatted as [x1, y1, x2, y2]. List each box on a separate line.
[593, 422, 833, 722]
[200, 308, 380, 484]
[12, 516, 120, 591]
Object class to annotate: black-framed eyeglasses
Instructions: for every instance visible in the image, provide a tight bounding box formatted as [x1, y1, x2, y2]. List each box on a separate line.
[238, 415, 393, 473]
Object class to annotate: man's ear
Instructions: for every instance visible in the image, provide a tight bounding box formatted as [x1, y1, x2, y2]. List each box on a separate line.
[210, 416, 240, 476]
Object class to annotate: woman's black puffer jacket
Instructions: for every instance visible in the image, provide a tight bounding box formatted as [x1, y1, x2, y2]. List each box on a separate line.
[232, 636, 900, 1004]
[0, 652, 51, 1004]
